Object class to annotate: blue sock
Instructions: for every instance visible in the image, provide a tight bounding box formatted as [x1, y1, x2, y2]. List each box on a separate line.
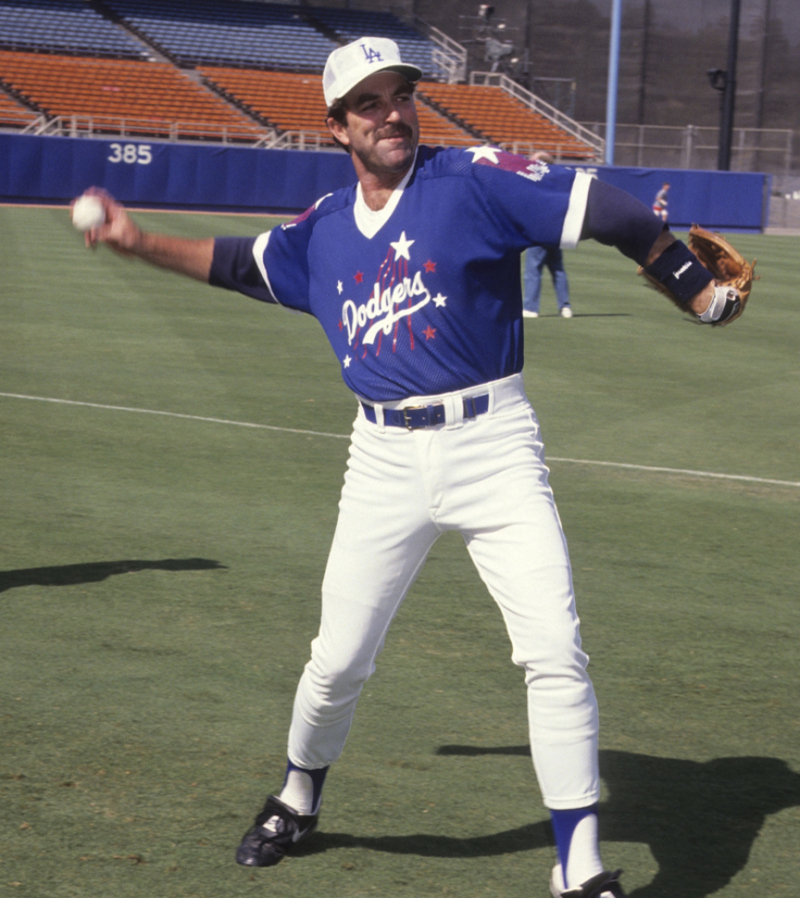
[549, 804, 599, 878]
[281, 759, 329, 814]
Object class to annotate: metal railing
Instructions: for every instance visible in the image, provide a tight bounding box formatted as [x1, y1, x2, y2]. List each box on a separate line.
[412, 18, 468, 84]
[20, 113, 268, 144]
[254, 129, 336, 151]
[14, 113, 482, 152]
[583, 122, 794, 175]
[20, 111, 792, 177]
[493, 139, 595, 163]
[768, 197, 800, 229]
[468, 71, 605, 158]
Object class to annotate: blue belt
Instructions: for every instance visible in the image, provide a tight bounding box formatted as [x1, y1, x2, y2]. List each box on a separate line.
[361, 394, 490, 429]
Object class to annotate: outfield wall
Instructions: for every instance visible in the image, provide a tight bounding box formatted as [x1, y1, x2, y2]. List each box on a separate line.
[0, 133, 770, 231]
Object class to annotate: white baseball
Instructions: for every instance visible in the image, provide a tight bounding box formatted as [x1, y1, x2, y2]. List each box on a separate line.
[72, 194, 106, 231]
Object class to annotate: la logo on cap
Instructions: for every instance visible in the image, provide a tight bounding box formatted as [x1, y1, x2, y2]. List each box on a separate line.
[360, 42, 384, 64]
[322, 36, 423, 107]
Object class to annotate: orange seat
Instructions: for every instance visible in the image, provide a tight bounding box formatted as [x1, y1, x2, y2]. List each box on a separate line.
[418, 82, 595, 159]
[199, 67, 475, 147]
[0, 88, 38, 128]
[0, 51, 265, 142]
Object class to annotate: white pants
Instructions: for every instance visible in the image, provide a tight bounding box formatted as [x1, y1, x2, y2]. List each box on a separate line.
[287, 374, 600, 810]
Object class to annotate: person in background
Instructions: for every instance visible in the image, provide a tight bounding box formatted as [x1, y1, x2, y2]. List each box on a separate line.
[652, 182, 670, 222]
[523, 151, 573, 318]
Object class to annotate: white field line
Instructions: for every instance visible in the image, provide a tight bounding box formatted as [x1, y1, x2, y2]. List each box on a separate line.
[3, 391, 799, 489]
[0, 391, 348, 441]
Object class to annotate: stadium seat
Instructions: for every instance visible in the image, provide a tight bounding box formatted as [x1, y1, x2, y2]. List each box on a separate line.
[305, 7, 441, 79]
[103, 0, 337, 70]
[0, 1, 593, 154]
[0, 0, 147, 59]
[418, 82, 596, 159]
[0, 51, 265, 141]
[200, 67, 475, 148]
[0, 84, 37, 127]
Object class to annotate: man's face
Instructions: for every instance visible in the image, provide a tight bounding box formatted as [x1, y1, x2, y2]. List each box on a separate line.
[328, 71, 419, 180]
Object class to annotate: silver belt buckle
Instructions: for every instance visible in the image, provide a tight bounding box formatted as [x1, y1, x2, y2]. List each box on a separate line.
[401, 404, 427, 429]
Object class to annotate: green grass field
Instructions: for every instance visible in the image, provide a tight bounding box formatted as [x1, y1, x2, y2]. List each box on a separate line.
[1, 205, 798, 898]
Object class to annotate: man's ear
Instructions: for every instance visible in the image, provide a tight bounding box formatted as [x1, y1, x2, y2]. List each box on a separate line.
[326, 116, 350, 148]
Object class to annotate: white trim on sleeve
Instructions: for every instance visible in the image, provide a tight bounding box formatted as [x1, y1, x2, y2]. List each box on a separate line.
[560, 170, 594, 249]
[252, 230, 281, 305]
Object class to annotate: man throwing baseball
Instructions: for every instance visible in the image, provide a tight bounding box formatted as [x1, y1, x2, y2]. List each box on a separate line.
[80, 37, 742, 898]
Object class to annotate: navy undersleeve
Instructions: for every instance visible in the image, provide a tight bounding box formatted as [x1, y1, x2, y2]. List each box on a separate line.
[209, 235, 276, 304]
[581, 178, 666, 266]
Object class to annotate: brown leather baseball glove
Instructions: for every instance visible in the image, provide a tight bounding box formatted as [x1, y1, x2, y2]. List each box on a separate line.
[639, 226, 757, 325]
[686, 225, 756, 325]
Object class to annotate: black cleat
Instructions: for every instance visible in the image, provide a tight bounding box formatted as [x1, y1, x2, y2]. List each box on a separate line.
[550, 866, 627, 898]
[235, 795, 319, 867]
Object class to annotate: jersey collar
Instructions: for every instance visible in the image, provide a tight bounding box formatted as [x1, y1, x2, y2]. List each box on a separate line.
[353, 149, 418, 239]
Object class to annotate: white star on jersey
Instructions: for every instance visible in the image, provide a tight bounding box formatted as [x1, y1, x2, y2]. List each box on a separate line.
[467, 146, 501, 164]
[343, 354, 352, 368]
[337, 280, 343, 295]
[390, 231, 414, 261]
[433, 293, 447, 307]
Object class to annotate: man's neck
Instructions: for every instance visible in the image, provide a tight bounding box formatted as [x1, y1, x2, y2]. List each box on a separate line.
[355, 159, 415, 211]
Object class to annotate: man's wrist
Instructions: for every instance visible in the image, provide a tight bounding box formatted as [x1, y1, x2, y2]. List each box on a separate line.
[688, 282, 714, 315]
[643, 239, 714, 307]
[697, 285, 742, 324]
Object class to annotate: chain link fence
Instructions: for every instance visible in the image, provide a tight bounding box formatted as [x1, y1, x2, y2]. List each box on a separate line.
[582, 122, 794, 176]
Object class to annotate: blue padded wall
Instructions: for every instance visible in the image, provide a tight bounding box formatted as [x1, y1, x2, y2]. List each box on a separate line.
[1, 133, 769, 231]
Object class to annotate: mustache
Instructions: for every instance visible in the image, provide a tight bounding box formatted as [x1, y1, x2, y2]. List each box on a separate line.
[377, 123, 414, 141]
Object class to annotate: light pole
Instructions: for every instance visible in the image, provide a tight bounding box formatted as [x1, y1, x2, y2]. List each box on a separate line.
[710, 0, 741, 170]
[605, 0, 622, 165]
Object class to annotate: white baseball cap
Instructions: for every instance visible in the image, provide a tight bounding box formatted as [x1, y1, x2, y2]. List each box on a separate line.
[323, 37, 422, 108]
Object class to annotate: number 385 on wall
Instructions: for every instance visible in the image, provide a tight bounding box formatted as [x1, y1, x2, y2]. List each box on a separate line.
[108, 143, 153, 165]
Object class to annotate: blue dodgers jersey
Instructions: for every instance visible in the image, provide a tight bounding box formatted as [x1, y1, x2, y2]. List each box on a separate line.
[254, 146, 588, 402]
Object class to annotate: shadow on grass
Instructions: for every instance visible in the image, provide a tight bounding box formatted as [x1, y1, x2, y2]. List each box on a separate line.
[0, 558, 227, 593]
[299, 817, 551, 860]
[296, 745, 800, 896]
[409, 745, 799, 897]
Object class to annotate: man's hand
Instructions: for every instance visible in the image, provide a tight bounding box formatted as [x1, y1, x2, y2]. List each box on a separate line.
[76, 188, 214, 283]
[81, 188, 142, 255]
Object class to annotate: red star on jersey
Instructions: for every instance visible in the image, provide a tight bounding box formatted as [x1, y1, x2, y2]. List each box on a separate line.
[423, 259, 436, 273]
[338, 319, 343, 331]
[354, 271, 364, 284]
[422, 326, 436, 341]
